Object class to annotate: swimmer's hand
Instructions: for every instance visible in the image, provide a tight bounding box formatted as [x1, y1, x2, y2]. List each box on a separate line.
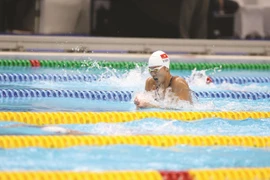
[134, 97, 148, 108]
[134, 96, 159, 109]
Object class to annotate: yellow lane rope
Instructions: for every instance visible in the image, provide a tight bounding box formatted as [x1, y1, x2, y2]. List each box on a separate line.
[189, 168, 270, 180]
[0, 171, 162, 180]
[0, 168, 269, 180]
[0, 135, 269, 148]
[0, 111, 269, 125]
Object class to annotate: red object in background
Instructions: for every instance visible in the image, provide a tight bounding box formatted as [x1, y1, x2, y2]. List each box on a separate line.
[159, 171, 192, 180]
[30, 60, 40, 67]
[160, 53, 168, 59]
[206, 76, 213, 84]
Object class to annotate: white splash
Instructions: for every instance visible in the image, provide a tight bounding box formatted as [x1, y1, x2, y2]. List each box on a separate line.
[186, 69, 270, 92]
[100, 67, 148, 91]
[41, 126, 69, 134]
[186, 69, 209, 86]
[133, 89, 215, 111]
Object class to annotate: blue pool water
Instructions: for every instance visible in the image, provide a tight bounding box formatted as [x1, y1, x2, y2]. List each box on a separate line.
[1, 118, 270, 136]
[1, 145, 270, 171]
[0, 61, 270, 171]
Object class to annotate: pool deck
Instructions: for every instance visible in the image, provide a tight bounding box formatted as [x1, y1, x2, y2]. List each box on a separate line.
[0, 35, 270, 63]
[0, 51, 270, 63]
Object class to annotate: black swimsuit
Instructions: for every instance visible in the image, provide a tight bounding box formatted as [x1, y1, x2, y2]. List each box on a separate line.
[155, 76, 174, 101]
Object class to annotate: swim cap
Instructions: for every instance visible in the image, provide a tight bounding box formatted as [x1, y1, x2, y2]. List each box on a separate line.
[148, 50, 170, 69]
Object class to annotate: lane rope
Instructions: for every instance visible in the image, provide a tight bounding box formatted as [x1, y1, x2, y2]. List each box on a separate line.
[0, 135, 269, 148]
[0, 73, 270, 84]
[0, 59, 270, 70]
[0, 89, 269, 100]
[0, 171, 162, 180]
[0, 168, 269, 180]
[0, 111, 269, 125]
[211, 76, 270, 84]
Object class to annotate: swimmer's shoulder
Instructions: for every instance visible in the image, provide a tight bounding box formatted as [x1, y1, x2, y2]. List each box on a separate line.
[145, 77, 156, 91]
[146, 77, 155, 84]
[171, 76, 189, 88]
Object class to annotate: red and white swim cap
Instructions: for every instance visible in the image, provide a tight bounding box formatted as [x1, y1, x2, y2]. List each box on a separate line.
[148, 50, 170, 69]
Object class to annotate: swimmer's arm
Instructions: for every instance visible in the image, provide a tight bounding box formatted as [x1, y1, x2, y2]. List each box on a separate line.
[135, 100, 160, 109]
[2, 124, 87, 135]
[173, 78, 193, 103]
[134, 78, 160, 109]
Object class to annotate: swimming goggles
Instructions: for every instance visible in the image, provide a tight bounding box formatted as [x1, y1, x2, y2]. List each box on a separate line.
[148, 66, 163, 73]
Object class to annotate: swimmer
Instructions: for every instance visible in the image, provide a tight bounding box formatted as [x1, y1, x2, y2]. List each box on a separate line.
[2, 123, 85, 135]
[1, 124, 156, 135]
[134, 50, 192, 109]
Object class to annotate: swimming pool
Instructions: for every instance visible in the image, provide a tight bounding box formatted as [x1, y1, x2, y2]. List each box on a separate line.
[0, 55, 269, 179]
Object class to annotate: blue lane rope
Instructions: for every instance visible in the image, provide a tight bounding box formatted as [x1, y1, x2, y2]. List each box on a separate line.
[0, 73, 269, 84]
[211, 76, 270, 84]
[0, 73, 101, 82]
[0, 89, 269, 101]
[0, 89, 132, 101]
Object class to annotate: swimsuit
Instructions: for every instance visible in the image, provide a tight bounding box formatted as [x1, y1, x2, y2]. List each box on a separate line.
[155, 76, 174, 101]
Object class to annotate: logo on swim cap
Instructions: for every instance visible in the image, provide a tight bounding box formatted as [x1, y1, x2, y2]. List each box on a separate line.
[160, 53, 168, 59]
[148, 50, 170, 69]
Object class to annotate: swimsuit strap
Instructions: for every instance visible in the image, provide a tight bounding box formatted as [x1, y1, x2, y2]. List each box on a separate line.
[156, 75, 173, 90]
[168, 76, 174, 87]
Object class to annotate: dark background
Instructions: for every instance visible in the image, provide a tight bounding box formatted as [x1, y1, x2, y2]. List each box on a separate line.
[0, 0, 240, 39]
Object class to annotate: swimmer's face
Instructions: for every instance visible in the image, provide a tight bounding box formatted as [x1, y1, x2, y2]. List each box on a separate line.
[149, 66, 167, 82]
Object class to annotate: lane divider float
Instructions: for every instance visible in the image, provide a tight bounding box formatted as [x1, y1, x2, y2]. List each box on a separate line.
[0, 111, 269, 125]
[0, 59, 270, 70]
[0, 73, 269, 84]
[0, 168, 269, 180]
[0, 89, 269, 100]
[0, 135, 269, 148]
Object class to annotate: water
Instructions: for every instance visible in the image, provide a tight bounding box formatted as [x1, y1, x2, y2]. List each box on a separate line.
[0, 67, 269, 111]
[0, 145, 269, 171]
[1, 118, 270, 136]
[0, 61, 269, 171]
